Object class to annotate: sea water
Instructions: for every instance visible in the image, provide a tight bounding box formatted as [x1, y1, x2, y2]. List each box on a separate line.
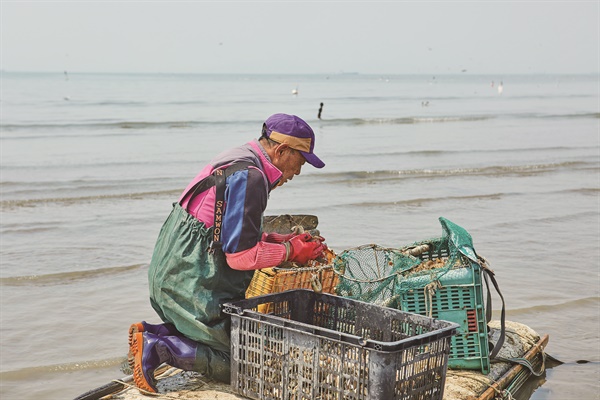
[1, 72, 598, 399]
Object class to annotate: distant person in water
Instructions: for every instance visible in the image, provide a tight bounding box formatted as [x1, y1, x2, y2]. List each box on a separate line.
[128, 113, 326, 392]
[318, 102, 324, 119]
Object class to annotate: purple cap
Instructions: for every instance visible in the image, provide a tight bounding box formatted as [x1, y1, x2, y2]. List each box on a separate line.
[263, 113, 325, 169]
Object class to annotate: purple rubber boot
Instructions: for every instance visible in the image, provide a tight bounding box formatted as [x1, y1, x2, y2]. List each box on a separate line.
[132, 331, 198, 393]
[128, 321, 179, 369]
[131, 332, 231, 393]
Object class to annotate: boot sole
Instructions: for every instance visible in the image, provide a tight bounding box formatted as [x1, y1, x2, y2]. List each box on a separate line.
[128, 322, 145, 370]
[132, 332, 158, 393]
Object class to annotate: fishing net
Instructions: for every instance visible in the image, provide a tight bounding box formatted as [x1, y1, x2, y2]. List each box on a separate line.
[333, 217, 479, 307]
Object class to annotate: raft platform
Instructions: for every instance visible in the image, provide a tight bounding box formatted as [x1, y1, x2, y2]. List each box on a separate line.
[74, 320, 548, 400]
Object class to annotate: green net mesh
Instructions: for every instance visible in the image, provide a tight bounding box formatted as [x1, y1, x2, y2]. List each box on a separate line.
[333, 217, 478, 307]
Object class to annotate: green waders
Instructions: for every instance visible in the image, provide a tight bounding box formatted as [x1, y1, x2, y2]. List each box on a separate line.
[147, 202, 254, 380]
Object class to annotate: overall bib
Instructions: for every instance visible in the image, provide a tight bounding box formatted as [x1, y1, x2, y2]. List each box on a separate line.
[147, 164, 255, 380]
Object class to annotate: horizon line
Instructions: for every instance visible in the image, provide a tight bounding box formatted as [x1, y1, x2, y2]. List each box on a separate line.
[2, 70, 599, 76]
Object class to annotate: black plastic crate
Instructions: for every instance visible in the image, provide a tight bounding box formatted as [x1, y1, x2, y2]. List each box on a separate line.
[223, 289, 459, 400]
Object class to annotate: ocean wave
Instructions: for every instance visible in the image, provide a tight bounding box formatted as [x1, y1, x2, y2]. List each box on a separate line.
[327, 189, 599, 210]
[0, 224, 56, 235]
[567, 187, 600, 195]
[508, 296, 599, 315]
[0, 189, 179, 209]
[316, 116, 494, 125]
[90, 98, 213, 107]
[0, 119, 261, 140]
[0, 120, 210, 139]
[0, 264, 146, 287]
[318, 161, 595, 182]
[1, 116, 487, 134]
[3, 112, 597, 137]
[334, 146, 598, 159]
[298, 183, 598, 213]
[0, 356, 125, 379]
[1, 120, 200, 130]
[345, 193, 507, 208]
[2, 162, 595, 209]
[414, 145, 597, 157]
[0, 157, 193, 170]
[485, 210, 598, 229]
[543, 112, 600, 119]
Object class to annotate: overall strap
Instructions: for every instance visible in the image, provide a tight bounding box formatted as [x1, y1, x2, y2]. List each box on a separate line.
[209, 162, 255, 253]
[179, 162, 255, 211]
[210, 167, 227, 254]
[178, 162, 255, 254]
[479, 256, 506, 360]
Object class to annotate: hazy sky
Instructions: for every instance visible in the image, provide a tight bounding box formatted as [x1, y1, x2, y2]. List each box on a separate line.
[1, 1, 598, 75]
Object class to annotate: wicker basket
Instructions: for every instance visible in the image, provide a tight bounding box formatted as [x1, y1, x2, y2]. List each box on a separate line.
[245, 249, 338, 313]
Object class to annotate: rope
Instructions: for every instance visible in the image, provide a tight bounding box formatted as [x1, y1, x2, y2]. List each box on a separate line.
[111, 379, 165, 397]
[423, 280, 442, 318]
[492, 329, 547, 377]
[112, 369, 242, 400]
[375, 294, 400, 308]
[331, 267, 397, 283]
[275, 264, 330, 273]
[310, 272, 322, 293]
[494, 353, 547, 377]
[448, 371, 504, 397]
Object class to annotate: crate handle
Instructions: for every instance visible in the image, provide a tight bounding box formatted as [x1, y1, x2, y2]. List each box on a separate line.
[223, 305, 244, 315]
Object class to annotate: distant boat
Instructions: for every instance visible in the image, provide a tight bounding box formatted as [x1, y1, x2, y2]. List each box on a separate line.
[291, 86, 298, 96]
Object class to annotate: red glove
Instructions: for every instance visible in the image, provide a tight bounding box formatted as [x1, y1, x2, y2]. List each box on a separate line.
[311, 234, 326, 244]
[262, 232, 295, 244]
[305, 229, 326, 244]
[287, 233, 325, 264]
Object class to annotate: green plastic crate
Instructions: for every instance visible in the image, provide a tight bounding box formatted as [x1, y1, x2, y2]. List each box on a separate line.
[398, 245, 490, 374]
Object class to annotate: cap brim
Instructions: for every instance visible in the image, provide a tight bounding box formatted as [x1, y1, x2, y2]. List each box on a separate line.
[300, 151, 325, 169]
